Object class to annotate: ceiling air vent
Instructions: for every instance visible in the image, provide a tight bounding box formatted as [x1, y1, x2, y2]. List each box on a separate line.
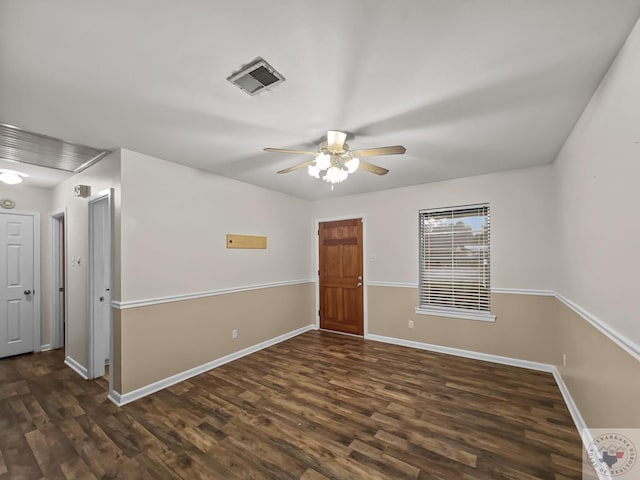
[227, 58, 285, 96]
[0, 123, 111, 173]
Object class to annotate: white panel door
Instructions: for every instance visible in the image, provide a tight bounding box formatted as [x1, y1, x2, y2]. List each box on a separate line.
[90, 196, 111, 377]
[0, 213, 35, 358]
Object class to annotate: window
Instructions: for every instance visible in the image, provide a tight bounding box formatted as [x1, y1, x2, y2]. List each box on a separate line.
[416, 204, 495, 322]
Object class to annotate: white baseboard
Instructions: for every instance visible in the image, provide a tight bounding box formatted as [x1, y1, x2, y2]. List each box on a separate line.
[39, 344, 52, 352]
[64, 356, 88, 379]
[111, 324, 315, 407]
[366, 333, 554, 372]
[108, 390, 122, 406]
[366, 333, 592, 451]
[551, 367, 590, 447]
[366, 282, 639, 364]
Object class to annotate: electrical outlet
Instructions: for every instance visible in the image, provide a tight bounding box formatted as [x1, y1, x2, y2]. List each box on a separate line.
[562, 353, 567, 367]
[408, 320, 414, 329]
[232, 329, 238, 339]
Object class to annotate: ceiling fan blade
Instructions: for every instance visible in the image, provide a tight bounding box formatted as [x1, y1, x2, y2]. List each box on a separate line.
[277, 160, 315, 174]
[350, 145, 406, 157]
[264, 148, 316, 155]
[359, 160, 389, 175]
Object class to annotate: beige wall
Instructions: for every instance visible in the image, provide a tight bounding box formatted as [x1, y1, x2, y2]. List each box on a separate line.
[554, 18, 640, 348]
[51, 151, 121, 367]
[312, 152, 639, 428]
[0, 184, 53, 346]
[556, 300, 640, 427]
[112, 308, 122, 392]
[120, 150, 313, 302]
[118, 283, 314, 393]
[369, 289, 560, 364]
[312, 164, 557, 289]
[114, 150, 315, 394]
[368, 287, 639, 426]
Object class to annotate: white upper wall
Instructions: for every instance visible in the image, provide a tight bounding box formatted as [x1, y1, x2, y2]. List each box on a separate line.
[51, 151, 122, 366]
[554, 19, 640, 347]
[119, 150, 313, 302]
[312, 165, 556, 291]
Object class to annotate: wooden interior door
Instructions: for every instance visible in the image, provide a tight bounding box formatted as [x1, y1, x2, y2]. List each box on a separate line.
[319, 218, 364, 335]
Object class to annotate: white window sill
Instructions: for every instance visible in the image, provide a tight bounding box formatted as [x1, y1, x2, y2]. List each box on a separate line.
[414, 307, 496, 322]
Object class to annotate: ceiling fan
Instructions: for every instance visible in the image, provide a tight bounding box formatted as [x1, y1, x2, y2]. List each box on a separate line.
[264, 130, 406, 186]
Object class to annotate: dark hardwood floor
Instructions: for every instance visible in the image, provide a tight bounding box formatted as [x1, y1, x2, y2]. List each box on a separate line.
[0, 330, 583, 479]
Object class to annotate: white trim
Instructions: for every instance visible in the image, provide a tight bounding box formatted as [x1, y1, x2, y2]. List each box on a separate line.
[363, 283, 640, 363]
[107, 390, 122, 407]
[64, 355, 88, 379]
[368, 281, 418, 288]
[366, 334, 553, 371]
[414, 307, 496, 322]
[551, 366, 590, 449]
[40, 344, 52, 352]
[111, 279, 315, 309]
[50, 208, 67, 350]
[33, 212, 40, 352]
[555, 293, 640, 363]
[314, 214, 367, 335]
[110, 324, 314, 407]
[365, 333, 596, 464]
[492, 288, 555, 296]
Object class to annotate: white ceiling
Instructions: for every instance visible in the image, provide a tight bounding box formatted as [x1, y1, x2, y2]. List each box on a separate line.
[1, 1, 639, 199]
[0, 158, 71, 188]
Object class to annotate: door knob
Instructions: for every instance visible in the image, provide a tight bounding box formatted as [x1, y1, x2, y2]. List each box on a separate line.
[24, 290, 32, 295]
[357, 276, 362, 280]
[99, 296, 105, 302]
[356, 282, 363, 287]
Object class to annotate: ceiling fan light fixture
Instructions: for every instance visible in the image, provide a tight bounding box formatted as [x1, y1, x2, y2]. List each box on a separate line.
[344, 156, 359, 173]
[0, 169, 28, 185]
[265, 129, 404, 187]
[315, 152, 331, 170]
[327, 130, 347, 153]
[322, 165, 348, 184]
[308, 164, 320, 178]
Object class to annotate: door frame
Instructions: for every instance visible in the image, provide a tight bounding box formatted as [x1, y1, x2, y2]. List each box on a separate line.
[0, 209, 41, 352]
[314, 214, 368, 337]
[87, 189, 113, 384]
[50, 208, 67, 350]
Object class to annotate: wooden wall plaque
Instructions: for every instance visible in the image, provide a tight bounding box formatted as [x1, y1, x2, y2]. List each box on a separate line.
[226, 234, 267, 249]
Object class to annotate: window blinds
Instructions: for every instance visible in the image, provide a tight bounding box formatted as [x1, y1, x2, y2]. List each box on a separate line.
[419, 204, 490, 314]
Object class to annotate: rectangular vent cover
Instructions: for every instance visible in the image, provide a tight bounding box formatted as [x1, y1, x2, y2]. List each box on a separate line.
[227, 58, 285, 96]
[0, 123, 111, 173]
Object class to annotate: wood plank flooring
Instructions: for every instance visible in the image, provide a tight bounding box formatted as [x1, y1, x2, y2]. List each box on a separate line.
[0, 331, 583, 479]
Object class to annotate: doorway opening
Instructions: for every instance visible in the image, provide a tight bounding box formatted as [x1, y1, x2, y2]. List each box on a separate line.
[51, 210, 66, 351]
[317, 217, 365, 336]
